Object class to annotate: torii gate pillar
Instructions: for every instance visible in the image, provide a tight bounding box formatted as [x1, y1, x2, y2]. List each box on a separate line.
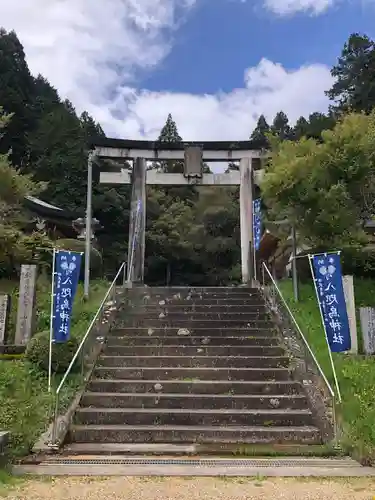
[239, 158, 254, 284]
[127, 157, 146, 283]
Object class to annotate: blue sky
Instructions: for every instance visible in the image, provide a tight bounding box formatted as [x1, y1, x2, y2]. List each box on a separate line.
[143, 0, 373, 94]
[1, 0, 373, 141]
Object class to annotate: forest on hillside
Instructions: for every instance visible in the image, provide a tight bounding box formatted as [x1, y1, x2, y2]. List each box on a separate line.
[1, 29, 375, 284]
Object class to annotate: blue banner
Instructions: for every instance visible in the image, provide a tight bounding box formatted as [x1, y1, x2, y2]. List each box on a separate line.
[311, 252, 351, 352]
[52, 250, 82, 343]
[253, 199, 262, 251]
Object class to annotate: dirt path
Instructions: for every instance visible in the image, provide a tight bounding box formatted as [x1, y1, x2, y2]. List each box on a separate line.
[3, 476, 375, 500]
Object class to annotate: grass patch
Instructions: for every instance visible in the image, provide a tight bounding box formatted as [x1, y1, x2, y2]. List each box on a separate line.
[0, 278, 109, 458]
[0, 469, 24, 497]
[279, 278, 375, 465]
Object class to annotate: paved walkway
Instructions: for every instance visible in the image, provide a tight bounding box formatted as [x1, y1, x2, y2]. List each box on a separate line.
[4, 477, 375, 500]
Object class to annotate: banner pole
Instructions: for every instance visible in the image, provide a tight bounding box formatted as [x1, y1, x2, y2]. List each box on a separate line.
[308, 254, 342, 403]
[253, 240, 257, 282]
[252, 204, 257, 282]
[48, 248, 56, 393]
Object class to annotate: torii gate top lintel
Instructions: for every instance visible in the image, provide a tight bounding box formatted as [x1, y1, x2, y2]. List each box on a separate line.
[91, 137, 265, 162]
[93, 137, 265, 187]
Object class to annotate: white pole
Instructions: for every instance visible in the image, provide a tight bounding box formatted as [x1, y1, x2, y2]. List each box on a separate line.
[308, 254, 342, 403]
[253, 209, 257, 282]
[253, 241, 257, 281]
[84, 152, 93, 299]
[48, 248, 56, 393]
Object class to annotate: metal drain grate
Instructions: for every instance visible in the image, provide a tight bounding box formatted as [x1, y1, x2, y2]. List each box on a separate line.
[44, 458, 354, 468]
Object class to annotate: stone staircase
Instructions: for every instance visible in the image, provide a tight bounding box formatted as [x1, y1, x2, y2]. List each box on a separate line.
[66, 286, 323, 455]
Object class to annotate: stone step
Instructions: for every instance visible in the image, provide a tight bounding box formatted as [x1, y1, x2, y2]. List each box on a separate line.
[97, 356, 289, 369]
[140, 294, 262, 302]
[106, 336, 280, 347]
[87, 379, 302, 395]
[62, 442, 336, 457]
[74, 408, 313, 427]
[109, 328, 274, 338]
[80, 392, 309, 410]
[93, 366, 291, 381]
[121, 319, 274, 328]
[132, 305, 268, 313]
[123, 312, 269, 321]
[130, 298, 265, 306]
[71, 424, 322, 444]
[104, 345, 285, 357]
[134, 287, 259, 295]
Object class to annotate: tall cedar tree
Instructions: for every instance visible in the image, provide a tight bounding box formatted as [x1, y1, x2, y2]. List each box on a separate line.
[327, 33, 375, 113]
[250, 115, 270, 147]
[0, 29, 35, 167]
[271, 111, 292, 141]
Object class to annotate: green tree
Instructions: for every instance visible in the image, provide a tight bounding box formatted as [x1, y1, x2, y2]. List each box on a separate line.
[146, 188, 197, 284]
[26, 101, 87, 210]
[327, 33, 375, 113]
[293, 113, 336, 142]
[0, 109, 48, 277]
[250, 114, 270, 147]
[293, 117, 309, 141]
[262, 111, 375, 248]
[0, 29, 35, 167]
[157, 113, 183, 174]
[0, 110, 40, 209]
[159, 113, 182, 143]
[154, 113, 197, 202]
[192, 187, 241, 285]
[271, 111, 292, 141]
[80, 111, 105, 144]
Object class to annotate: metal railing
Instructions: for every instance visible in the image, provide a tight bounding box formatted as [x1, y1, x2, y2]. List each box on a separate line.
[260, 262, 340, 445]
[50, 261, 126, 447]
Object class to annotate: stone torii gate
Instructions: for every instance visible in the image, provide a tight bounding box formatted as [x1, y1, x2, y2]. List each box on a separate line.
[91, 138, 265, 286]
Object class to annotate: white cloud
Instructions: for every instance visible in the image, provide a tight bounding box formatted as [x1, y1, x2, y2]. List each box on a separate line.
[96, 59, 333, 141]
[0, 0, 195, 112]
[263, 0, 335, 15]
[0, 0, 333, 148]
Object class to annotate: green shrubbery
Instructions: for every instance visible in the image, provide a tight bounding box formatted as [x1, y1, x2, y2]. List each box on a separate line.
[0, 278, 109, 458]
[25, 330, 80, 374]
[0, 361, 53, 456]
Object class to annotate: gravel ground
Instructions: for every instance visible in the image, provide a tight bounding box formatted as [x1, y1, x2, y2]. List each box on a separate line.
[4, 477, 375, 500]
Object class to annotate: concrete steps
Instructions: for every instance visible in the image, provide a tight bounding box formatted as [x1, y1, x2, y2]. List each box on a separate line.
[65, 286, 322, 455]
[97, 355, 290, 368]
[145, 295, 264, 308]
[86, 379, 303, 395]
[81, 392, 309, 410]
[110, 328, 274, 337]
[93, 366, 291, 380]
[74, 408, 313, 426]
[70, 424, 321, 445]
[120, 319, 274, 328]
[134, 305, 268, 313]
[127, 312, 269, 320]
[103, 345, 285, 356]
[107, 336, 280, 346]
[61, 442, 337, 457]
